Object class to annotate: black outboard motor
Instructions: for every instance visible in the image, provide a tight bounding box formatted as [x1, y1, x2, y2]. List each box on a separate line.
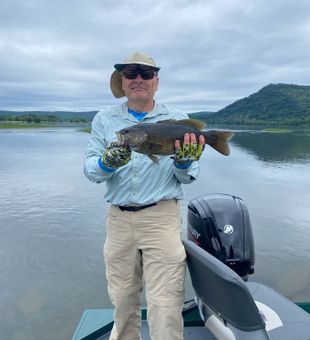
[187, 193, 255, 280]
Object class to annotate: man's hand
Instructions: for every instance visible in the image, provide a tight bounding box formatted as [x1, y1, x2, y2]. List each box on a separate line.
[174, 133, 205, 167]
[101, 142, 132, 169]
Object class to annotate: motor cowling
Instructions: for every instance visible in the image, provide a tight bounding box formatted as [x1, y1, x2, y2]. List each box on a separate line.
[187, 193, 255, 280]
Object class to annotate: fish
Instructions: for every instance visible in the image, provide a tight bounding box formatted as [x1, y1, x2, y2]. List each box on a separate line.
[116, 119, 234, 164]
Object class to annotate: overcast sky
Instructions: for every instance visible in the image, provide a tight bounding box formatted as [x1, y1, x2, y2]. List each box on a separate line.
[1, 0, 309, 112]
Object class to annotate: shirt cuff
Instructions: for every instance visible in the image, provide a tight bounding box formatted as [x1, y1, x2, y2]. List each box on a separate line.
[173, 161, 200, 183]
[98, 157, 117, 173]
[174, 161, 193, 169]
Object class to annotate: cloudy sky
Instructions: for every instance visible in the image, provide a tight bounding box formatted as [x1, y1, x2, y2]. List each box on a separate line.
[1, 0, 309, 112]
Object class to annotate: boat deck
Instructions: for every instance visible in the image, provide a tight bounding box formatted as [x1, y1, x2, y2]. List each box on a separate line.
[97, 320, 215, 339]
[72, 306, 216, 340]
[73, 303, 310, 340]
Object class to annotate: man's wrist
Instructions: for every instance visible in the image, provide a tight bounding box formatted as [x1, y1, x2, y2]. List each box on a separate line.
[98, 157, 117, 173]
[174, 160, 192, 169]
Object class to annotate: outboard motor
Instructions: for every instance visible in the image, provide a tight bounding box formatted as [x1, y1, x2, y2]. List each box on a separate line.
[187, 193, 255, 280]
[184, 194, 310, 339]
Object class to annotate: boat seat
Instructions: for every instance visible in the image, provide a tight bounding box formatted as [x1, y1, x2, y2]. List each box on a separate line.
[183, 238, 310, 339]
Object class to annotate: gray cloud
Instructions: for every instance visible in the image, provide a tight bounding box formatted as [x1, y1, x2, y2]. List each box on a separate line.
[1, 0, 309, 112]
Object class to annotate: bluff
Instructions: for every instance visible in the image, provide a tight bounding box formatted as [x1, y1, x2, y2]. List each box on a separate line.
[192, 84, 310, 126]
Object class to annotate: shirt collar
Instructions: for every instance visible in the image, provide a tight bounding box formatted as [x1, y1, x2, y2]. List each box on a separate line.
[112, 101, 171, 122]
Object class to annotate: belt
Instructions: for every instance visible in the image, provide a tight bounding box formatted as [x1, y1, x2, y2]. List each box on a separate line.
[118, 202, 157, 212]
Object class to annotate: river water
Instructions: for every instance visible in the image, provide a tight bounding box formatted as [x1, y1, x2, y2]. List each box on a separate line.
[0, 127, 309, 340]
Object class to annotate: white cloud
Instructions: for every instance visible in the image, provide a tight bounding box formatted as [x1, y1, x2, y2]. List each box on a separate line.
[0, 0, 309, 111]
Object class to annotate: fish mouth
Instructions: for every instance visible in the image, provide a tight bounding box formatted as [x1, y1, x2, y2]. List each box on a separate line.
[116, 132, 124, 143]
[116, 131, 133, 148]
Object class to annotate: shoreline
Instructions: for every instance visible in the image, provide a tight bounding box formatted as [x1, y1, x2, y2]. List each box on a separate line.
[0, 123, 91, 130]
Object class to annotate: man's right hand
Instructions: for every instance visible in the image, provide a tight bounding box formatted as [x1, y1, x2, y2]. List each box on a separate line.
[101, 142, 132, 169]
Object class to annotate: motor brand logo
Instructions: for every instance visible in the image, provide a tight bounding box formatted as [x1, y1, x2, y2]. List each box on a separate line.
[188, 225, 201, 239]
[223, 224, 234, 234]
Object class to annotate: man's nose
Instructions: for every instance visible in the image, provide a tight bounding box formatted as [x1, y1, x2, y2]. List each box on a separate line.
[134, 74, 144, 81]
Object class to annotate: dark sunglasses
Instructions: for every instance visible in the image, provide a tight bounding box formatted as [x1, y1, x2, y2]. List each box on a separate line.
[122, 68, 157, 80]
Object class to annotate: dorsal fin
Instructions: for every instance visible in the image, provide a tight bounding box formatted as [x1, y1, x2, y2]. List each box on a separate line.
[156, 118, 206, 130]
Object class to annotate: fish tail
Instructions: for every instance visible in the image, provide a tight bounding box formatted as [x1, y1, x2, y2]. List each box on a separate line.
[202, 130, 234, 156]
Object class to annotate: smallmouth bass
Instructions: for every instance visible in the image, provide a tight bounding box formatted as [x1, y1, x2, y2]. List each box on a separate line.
[116, 119, 234, 163]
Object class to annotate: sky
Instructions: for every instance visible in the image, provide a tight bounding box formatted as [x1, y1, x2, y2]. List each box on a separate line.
[1, 0, 310, 113]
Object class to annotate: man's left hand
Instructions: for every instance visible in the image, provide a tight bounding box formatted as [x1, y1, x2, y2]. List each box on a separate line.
[174, 133, 205, 167]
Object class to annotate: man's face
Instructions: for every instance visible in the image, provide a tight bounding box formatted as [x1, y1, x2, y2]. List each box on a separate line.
[121, 64, 159, 104]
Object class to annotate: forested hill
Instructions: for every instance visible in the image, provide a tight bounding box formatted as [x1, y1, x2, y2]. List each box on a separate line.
[192, 84, 310, 126]
[1, 84, 309, 126]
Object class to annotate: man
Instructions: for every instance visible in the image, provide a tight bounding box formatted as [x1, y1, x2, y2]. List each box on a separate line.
[84, 52, 205, 340]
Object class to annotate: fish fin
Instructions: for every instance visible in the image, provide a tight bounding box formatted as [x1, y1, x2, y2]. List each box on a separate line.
[157, 119, 206, 130]
[203, 130, 235, 156]
[146, 154, 160, 164]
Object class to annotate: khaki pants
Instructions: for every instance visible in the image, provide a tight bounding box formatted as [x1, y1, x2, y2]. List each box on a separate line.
[104, 200, 186, 340]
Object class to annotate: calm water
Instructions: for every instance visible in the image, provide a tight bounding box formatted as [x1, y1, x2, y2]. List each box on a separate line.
[0, 127, 309, 340]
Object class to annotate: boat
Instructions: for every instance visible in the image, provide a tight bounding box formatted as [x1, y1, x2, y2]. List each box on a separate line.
[73, 194, 310, 339]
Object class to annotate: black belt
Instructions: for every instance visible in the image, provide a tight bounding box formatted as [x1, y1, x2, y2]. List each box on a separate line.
[118, 202, 157, 212]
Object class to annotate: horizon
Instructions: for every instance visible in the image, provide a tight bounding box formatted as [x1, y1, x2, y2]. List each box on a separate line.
[1, 82, 309, 114]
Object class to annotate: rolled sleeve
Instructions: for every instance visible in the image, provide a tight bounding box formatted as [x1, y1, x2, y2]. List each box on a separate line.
[84, 114, 114, 183]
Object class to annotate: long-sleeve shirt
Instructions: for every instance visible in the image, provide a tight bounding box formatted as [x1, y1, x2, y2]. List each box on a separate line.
[84, 101, 200, 206]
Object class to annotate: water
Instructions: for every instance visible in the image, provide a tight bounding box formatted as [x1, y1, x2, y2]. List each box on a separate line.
[0, 127, 309, 340]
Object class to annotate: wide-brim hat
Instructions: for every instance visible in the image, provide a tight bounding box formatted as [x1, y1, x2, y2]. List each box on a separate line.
[110, 52, 160, 98]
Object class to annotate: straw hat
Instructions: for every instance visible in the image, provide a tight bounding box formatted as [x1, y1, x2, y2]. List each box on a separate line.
[110, 52, 160, 98]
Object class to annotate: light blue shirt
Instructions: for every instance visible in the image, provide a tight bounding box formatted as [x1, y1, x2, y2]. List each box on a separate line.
[83, 101, 200, 206]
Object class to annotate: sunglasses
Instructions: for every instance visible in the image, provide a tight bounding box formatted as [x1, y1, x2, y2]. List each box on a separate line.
[122, 67, 157, 80]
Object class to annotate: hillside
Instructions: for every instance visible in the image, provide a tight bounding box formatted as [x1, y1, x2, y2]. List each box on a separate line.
[1, 84, 309, 126]
[188, 111, 215, 120]
[193, 84, 310, 126]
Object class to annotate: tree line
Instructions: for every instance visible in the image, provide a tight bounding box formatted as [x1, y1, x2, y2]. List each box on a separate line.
[0, 114, 88, 123]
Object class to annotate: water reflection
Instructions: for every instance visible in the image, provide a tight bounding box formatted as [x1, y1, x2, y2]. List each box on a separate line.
[231, 130, 310, 164]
